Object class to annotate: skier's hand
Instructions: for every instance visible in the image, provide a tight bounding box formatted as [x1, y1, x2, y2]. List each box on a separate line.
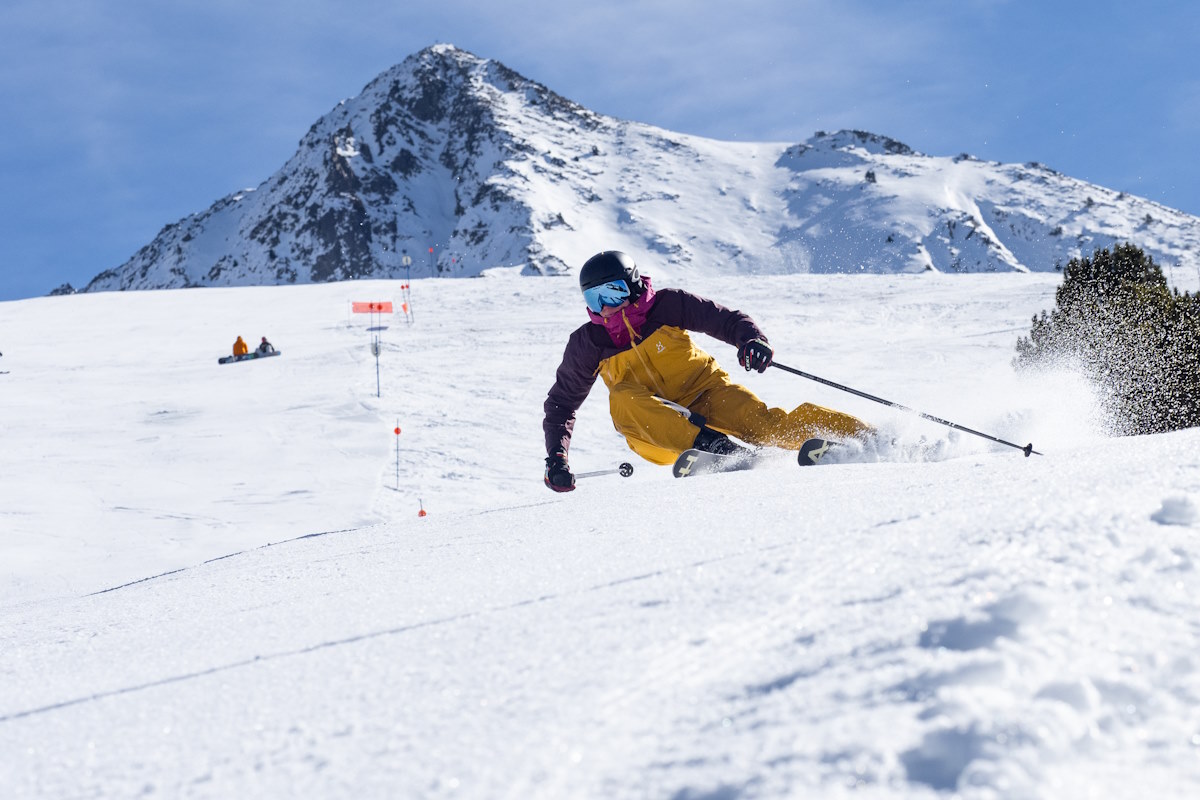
[544, 453, 575, 492]
[737, 338, 773, 373]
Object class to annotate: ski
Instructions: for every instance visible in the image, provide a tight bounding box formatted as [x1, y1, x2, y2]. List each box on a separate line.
[798, 438, 840, 466]
[672, 448, 758, 478]
[673, 437, 843, 478]
[798, 435, 952, 465]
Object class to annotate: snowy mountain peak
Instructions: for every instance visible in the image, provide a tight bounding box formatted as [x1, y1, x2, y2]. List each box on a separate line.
[805, 129, 918, 157]
[80, 46, 1200, 293]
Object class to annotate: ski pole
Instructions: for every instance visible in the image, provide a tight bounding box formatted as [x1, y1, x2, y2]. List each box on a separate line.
[770, 361, 1041, 457]
[576, 462, 635, 480]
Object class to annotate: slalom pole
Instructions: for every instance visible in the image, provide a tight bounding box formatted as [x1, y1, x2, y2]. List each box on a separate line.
[575, 462, 635, 480]
[770, 361, 1041, 457]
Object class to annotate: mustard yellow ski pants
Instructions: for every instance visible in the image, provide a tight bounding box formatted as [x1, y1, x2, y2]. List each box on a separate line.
[598, 325, 871, 465]
[609, 380, 869, 465]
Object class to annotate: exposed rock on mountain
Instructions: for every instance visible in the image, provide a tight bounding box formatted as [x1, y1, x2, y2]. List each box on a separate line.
[83, 45, 1200, 293]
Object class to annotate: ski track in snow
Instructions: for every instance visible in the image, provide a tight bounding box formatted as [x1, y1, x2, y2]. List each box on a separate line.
[2, 274, 1199, 799]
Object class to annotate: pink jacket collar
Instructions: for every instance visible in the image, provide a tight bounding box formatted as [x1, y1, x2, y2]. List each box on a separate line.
[587, 276, 656, 347]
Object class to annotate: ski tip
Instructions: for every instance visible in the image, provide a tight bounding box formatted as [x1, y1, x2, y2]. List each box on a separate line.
[798, 438, 838, 466]
[672, 449, 704, 478]
[672, 448, 756, 478]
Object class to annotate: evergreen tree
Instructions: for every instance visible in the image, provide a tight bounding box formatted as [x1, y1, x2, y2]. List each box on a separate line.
[1014, 243, 1200, 435]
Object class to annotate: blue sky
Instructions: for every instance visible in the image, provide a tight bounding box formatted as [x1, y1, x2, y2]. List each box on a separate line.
[1, 0, 1197, 301]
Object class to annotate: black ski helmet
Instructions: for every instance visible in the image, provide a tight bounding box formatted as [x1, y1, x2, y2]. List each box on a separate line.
[579, 251, 642, 299]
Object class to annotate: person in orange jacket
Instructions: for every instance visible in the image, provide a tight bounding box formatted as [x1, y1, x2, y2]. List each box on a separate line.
[543, 251, 873, 491]
[232, 336, 249, 357]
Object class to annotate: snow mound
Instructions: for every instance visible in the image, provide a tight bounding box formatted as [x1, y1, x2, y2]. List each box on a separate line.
[1151, 495, 1198, 526]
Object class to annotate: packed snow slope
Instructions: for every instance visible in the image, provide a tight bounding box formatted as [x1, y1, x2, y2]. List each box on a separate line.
[77, 44, 1200, 294]
[2, 273, 1200, 799]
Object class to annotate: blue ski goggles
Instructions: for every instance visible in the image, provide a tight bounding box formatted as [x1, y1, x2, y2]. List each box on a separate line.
[583, 279, 631, 314]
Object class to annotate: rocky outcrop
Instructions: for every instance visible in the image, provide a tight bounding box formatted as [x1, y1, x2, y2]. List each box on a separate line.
[82, 45, 1200, 293]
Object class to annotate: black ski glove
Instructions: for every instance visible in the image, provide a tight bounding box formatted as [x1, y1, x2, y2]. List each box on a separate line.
[737, 338, 773, 373]
[544, 453, 575, 492]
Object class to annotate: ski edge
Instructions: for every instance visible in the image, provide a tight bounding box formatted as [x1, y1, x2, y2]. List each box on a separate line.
[672, 448, 756, 478]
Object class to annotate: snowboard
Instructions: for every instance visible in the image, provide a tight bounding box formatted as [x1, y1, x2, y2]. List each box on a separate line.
[218, 350, 281, 365]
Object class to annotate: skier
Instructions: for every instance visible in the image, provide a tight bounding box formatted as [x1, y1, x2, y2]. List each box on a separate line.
[256, 337, 276, 355]
[543, 251, 873, 491]
[232, 336, 249, 357]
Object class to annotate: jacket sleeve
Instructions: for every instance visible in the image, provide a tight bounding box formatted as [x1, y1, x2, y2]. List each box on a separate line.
[663, 289, 767, 347]
[543, 326, 602, 459]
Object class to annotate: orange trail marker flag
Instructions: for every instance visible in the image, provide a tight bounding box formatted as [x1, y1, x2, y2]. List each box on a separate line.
[399, 283, 415, 324]
[352, 301, 393, 313]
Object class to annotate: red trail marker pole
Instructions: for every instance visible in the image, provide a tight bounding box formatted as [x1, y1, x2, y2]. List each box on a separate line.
[394, 422, 401, 491]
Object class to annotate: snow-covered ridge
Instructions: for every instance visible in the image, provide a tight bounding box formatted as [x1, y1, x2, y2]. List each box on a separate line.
[79, 45, 1200, 294]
